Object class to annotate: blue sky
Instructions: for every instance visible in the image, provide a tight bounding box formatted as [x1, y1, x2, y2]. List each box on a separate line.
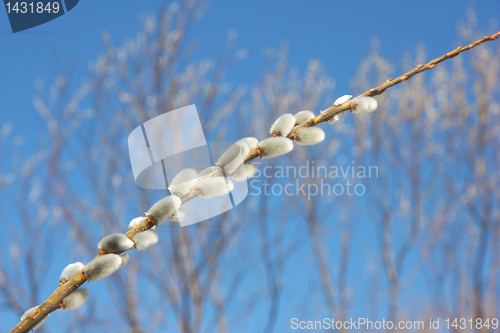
[1, 1, 500, 331]
[1, 1, 499, 141]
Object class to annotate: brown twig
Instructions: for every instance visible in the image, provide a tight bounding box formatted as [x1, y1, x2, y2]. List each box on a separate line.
[10, 30, 500, 333]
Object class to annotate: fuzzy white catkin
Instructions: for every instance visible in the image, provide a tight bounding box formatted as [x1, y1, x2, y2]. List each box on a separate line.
[197, 177, 234, 198]
[236, 137, 258, 150]
[294, 110, 315, 124]
[98, 233, 134, 253]
[259, 137, 294, 158]
[326, 111, 344, 125]
[295, 127, 326, 145]
[270, 113, 295, 136]
[168, 209, 186, 222]
[133, 230, 159, 250]
[60, 262, 84, 283]
[333, 94, 352, 106]
[231, 163, 259, 181]
[168, 168, 199, 196]
[83, 254, 122, 282]
[119, 253, 129, 269]
[351, 96, 377, 113]
[21, 306, 49, 330]
[62, 289, 89, 311]
[235, 141, 250, 159]
[129, 216, 156, 230]
[217, 144, 245, 175]
[147, 195, 182, 224]
[129, 216, 144, 228]
[198, 166, 219, 177]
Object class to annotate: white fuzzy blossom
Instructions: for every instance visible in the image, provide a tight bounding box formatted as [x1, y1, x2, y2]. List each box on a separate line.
[351, 96, 378, 113]
[129, 216, 156, 230]
[270, 113, 295, 136]
[333, 94, 352, 106]
[323, 109, 344, 125]
[129, 216, 145, 228]
[294, 110, 315, 124]
[196, 177, 234, 198]
[295, 127, 325, 145]
[98, 233, 134, 254]
[83, 254, 122, 282]
[168, 168, 199, 196]
[198, 166, 220, 178]
[236, 137, 258, 150]
[217, 144, 246, 175]
[60, 262, 84, 283]
[21, 306, 49, 331]
[234, 141, 250, 159]
[258, 137, 294, 158]
[133, 230, 159, 250]
[147, 195, 182, 224]
[168, 209, 186, 222]
[61, 289, 89, 311]
[119, 253, 129, 269]
[231, 163, 259, 181]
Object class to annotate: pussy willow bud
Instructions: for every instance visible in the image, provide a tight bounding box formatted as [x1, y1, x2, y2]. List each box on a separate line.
[147, 195, 182, 224]
[236, 137, 258, 150]
[21, 306, 49, 330]
[168, 209, 186, 222]
[231, 163, 259, 181]
[258, 137, 294, 158]
[324, 110, 344, 125]
[217, 144, 246, 175]
[197, 177, 234, 198]
[83, 254, 122, 282]
[60, 262, 84, 284]
[133, 230, 159, 250]
[294, 110, 315, 124]
[98, 233, 134, 254]
[198, 166, 220, 178]
[61, 289, 89, 311]
[333, 94, 352, 106]
[119, 253, 129, 269]
[351, 96, 378, 113]
[168, 168, 199, 196]
[270, 113, 295, 137]
[295, 127, 325, 145]
[129, 216, 156, 230]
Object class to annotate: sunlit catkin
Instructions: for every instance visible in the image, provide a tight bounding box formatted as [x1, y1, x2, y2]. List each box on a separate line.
[351, 96, 378, 113]
[197, 177, 234, 198]
[147, 195, 182, 224]
[258, 137, 294, 158]
[133, 230, 159, 250]
[294, 110, 315, 125]
[295, 127, 325, 145]
[83, 254, 122, 282]
[333, 94, 352, 106]
[60, 262, 84, 284]
[98, 233, 135, 254]
[168, 168, 199, 196]
[270, 113, 295, 136]
[236, 137, 258, 150]
[61, 289, 89, 311]
[231, 163, 259, 181]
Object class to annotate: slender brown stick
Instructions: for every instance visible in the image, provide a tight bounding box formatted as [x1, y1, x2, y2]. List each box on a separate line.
[10, 30, 500, 333]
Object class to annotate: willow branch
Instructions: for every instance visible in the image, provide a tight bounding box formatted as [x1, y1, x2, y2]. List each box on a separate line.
[286, 31, 500, 136]
[10, 30, 500, 333]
